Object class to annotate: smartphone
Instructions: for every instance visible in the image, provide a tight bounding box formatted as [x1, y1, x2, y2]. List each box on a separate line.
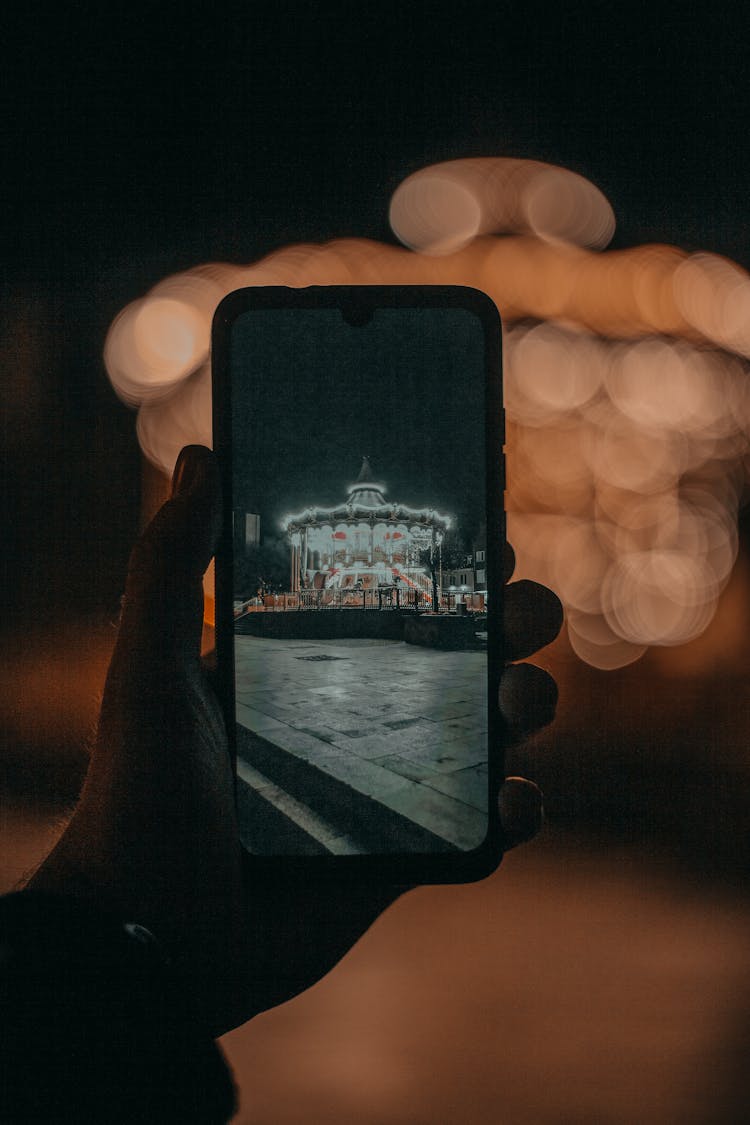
[212, 286, 504, 883]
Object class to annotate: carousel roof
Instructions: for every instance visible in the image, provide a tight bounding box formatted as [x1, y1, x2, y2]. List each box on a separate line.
[346, 456, 387, 508]
[282, 459, 451, 532]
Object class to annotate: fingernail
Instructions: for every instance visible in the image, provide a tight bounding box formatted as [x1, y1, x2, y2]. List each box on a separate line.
[503, 541, 516, 584]
[499, 778, 544, 847]
[172, 445, 211, 498]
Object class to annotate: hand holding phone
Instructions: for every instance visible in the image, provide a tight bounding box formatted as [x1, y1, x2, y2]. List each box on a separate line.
[213, 286, 507, 883]
[25, 439, 560, 1034]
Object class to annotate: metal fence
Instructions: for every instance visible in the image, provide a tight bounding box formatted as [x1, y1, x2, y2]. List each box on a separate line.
[235, 589, 486, 614]
[298, 587, 422, 610]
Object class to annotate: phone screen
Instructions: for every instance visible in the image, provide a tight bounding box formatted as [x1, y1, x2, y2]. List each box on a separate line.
[213, 287, 503, 872]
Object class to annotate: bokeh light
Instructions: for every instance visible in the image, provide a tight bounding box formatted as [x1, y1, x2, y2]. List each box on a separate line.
[389, 158, 616, 253]
[674, 252, 750, 357]
[104, 157, 750, 669]
[104, 296, 208, 405]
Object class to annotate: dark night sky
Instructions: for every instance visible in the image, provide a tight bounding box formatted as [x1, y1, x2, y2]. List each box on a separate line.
[229, 306, 487, 539]
[3, 4, 749, 614]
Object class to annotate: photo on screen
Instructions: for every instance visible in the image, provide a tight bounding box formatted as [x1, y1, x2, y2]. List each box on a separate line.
[228, 305, 490, 855]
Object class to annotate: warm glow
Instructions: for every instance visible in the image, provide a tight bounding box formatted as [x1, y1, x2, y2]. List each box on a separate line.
[388, 173, 483, 255]
[104, 296, 208, 405]
[389, 158, 615, 254]
[508, 323, 603, 414]
[600, 550, 719, 646]
[674, 252, 750, 357]
[104, 157, 750, 668]
[566, 612, 647, 670]
[136, 364, 212, 474]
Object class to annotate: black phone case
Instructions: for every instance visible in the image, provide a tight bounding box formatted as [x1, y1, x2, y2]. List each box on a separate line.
[212, 285, 504, 884]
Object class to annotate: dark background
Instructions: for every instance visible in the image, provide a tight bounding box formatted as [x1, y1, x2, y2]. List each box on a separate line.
[4, 6, 750, 1120]
[230, 306, 485, 534]
[3, 4, 749, 619]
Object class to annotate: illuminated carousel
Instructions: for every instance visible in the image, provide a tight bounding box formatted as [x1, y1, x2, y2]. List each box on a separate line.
[282, 458, 451, 605]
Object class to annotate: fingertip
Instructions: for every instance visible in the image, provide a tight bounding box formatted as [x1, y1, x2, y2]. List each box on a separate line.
[172, 445, 219, 500]
[504, 580, 564, 661]
[503, 541, 516, 584]
[498, 777, 544, 848]
[124, 447, 221, 611]
[499, 662, 558, 736]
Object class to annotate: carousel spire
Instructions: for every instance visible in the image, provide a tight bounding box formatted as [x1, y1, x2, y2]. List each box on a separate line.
[355, 456, 375, 484]
[347, 458, 387, 507]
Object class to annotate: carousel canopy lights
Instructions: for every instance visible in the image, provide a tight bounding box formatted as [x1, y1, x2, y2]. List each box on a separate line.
[282, 458, 452, 534]
[282, 459, 452, 594]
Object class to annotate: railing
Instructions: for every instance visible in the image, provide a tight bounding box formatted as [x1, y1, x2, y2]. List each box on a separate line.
[235, 589, 486, 614]
[296, 586, 420, 611]
[439, 593, 486, 614]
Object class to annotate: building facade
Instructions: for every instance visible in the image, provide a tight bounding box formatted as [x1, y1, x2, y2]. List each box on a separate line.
[443, 524, 487, 599]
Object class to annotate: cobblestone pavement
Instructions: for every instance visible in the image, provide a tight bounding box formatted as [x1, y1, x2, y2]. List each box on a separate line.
[234, 634, 489, 850]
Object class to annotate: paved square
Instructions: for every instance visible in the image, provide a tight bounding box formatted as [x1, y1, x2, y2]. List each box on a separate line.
[234, 634, 489, 852]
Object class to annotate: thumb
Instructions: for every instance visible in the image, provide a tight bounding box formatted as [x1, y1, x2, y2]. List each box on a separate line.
[117, 446, 221, 669]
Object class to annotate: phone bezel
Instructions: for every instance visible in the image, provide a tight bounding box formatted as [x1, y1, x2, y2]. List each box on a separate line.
[212, 285, 505, 884]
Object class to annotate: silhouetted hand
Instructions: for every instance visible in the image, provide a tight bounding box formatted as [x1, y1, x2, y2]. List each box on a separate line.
[27, 446, 563, 1034]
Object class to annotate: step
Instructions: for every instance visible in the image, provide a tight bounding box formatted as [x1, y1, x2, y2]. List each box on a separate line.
[236, 759, 366, 856]
[235, 720, 487, 855]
